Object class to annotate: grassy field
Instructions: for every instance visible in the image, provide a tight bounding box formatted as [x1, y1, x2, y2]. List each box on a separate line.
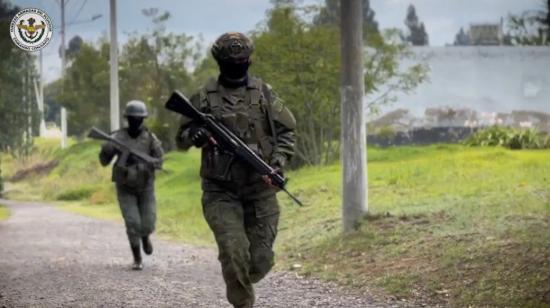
[2, 140, 549, 306]
[0, 204, 9, 221]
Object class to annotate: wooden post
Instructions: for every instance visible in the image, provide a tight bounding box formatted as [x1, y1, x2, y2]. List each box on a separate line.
[341, 0, 367, 232]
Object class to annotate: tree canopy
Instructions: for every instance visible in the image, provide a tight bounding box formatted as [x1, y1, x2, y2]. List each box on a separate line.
[0, 0, 38, 153]
[404, 4, 429, 46]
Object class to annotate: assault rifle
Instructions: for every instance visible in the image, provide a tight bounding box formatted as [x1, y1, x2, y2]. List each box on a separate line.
[87, 127, 162, 169]
[165, 91, 303, 206]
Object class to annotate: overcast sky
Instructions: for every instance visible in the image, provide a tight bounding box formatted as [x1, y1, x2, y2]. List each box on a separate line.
[9, 0, 544, 82]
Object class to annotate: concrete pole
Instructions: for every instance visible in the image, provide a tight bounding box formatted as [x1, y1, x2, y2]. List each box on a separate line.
[109, 0, 120, 131]
[37, 50, 46, 137]
[340, 0, 367, 232]
[61, 108, 67, 148]
[60, 0, 68, 148]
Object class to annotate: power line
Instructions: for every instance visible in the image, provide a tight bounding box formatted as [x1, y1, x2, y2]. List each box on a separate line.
[72, 0, 87, 23]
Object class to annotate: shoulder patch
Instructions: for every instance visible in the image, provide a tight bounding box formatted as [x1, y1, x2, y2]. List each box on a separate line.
[205, 78, 218, 93]
[274, 104, 296, 130]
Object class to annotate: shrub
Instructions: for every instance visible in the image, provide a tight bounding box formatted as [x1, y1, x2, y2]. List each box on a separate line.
[465, 126, 550, 149]
[55, 186, 95, 201]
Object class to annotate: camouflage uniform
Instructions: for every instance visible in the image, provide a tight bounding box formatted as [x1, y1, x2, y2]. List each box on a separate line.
[176, 33, 296, 306]
[99, 101, 164, 269]
[99, 128, 163, 246]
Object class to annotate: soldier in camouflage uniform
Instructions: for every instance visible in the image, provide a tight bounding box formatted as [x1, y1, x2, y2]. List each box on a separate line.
[176, 32, 296, 308]
[99, 101, 164, 270]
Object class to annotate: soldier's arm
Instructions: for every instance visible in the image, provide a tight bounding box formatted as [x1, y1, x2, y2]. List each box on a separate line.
[268, 92, 297, 169]
[175, 93, 202, 151]
[99, 142, 118, 166]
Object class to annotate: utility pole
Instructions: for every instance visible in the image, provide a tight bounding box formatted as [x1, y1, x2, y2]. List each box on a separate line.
[340, 0, 367, 232]
[60, 0, 68, 148]
[34, 50, 46, 137]
[109, 0, 120, 131]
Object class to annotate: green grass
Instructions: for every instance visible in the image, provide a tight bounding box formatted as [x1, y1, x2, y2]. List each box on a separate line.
[3, 142, 550, 306]
[0, 204, 9, 221]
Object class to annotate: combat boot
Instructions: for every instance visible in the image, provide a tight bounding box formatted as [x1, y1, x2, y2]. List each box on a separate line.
[131, 244, 143, 270]
[142, 236, 153, 255]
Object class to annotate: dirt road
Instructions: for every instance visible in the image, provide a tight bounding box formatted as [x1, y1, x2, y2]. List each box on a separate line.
[0, 199, 393, 307]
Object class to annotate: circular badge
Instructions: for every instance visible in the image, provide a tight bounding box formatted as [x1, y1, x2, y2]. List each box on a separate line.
[10, 8, 53, 52]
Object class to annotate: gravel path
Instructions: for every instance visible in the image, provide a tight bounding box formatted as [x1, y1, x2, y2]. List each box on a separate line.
[0, 199, 394, 308]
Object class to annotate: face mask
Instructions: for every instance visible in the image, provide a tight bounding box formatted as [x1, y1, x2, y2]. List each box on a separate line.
[127, 116, 144, 138]
[219, 59, 250, 80]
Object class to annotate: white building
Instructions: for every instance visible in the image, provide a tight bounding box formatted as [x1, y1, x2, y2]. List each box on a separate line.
[379, 46, 550, 118]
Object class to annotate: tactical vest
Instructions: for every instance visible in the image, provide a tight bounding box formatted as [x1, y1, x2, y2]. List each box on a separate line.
[199, 77, 276, 160]
[112, 129, 155, 189]
[196, 77, 277, 183]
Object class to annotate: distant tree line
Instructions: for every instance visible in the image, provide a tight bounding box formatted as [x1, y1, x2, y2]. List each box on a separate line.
[454, 0, 550, 46]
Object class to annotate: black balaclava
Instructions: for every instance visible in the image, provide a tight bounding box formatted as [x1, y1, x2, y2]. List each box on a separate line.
[127, 116, 144, 138]
[218, 58, 250, 88]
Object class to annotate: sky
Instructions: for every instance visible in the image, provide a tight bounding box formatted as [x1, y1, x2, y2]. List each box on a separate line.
[9, 0, 544, 83]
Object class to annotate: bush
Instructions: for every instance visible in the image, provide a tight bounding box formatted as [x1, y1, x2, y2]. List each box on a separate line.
[55, 186, 95, 201]
[465, 126, 550, 149]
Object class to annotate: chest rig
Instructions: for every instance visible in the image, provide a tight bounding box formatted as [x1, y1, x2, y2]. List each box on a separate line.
[199, 77, 276, 160]
[112, 129, 155, 188]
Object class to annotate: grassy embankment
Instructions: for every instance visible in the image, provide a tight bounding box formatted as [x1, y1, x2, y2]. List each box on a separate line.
[2, 139, 549, 307]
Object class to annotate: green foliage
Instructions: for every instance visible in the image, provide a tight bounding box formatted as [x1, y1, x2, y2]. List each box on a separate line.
[465, 126, 550, 149]
[0, 0, 39, 153]
[0, 161, 3, 195]
[55, 186, 95, 201]
[50, 9, 201, 149]
[404, 4, 429, 46]
[313, 0, 379, 36]
[55, 41, 111, 136]
[250, 3, 427, 166]
[506, 0, 550, 46]
[119, 9, 200, 150]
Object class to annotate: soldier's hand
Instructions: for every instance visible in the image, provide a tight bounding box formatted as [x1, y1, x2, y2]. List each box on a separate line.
[190, 127, 210, 148]
[262, 168, 283, 188]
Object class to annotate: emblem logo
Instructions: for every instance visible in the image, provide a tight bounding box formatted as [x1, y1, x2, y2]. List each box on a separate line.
[10, 8, 53, 52]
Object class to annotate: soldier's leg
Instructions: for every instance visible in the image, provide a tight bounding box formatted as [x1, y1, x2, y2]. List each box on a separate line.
[137, 188, 156, 255]
[202, 191, 254, 308]
[116, 187, 142, 246]
[116, 186, 143, 269]
[245, 194, 280, 283]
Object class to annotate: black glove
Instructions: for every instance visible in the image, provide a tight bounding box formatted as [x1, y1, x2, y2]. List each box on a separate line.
[190, 126, 210, 148]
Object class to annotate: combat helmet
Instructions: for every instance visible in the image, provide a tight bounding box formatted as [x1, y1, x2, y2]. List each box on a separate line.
[123, 100, 148, 118]
[211, 32, 254, 63]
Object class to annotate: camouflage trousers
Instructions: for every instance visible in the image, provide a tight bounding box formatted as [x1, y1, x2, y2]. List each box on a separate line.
[202, 191, 280, 308]
[116, 185, 157, 246]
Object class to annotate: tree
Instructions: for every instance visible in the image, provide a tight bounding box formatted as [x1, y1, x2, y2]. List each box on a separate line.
[55, 40, 111, 136]
[454, 27, 469, 45]
[119, 8, 199, 150]
[0, 0, 38, 153]
[50, 9, 199, 149]
[507, 0, 550, 45]
[404, 4, 429, 46]
[250, 3, 428, 166]
[314, 0, 379, 38]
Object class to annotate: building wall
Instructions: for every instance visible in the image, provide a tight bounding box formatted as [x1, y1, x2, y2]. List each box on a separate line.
[378, 46, 550, 117]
